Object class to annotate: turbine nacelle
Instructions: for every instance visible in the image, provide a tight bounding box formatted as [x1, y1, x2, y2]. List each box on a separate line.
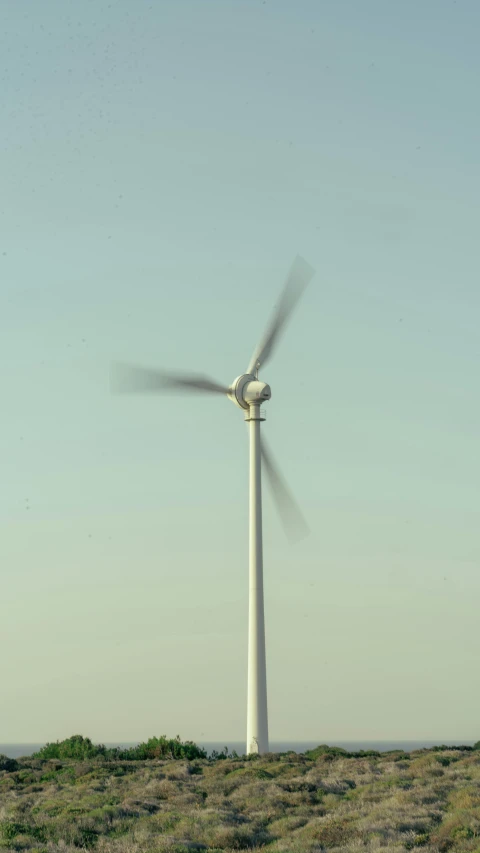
[228, 374, 272, 410]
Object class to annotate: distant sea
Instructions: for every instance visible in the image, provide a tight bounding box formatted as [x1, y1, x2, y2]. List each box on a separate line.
[0, 741, 475, 759]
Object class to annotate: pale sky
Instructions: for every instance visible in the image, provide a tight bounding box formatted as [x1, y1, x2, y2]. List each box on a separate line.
[1, 0, 479, 745]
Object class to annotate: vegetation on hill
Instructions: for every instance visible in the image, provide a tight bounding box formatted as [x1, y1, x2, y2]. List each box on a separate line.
[0, 738, 479, 852]
[31, 735, 208, 763]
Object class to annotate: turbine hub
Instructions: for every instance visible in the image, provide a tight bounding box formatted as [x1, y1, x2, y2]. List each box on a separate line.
[228, 374, 272, 410]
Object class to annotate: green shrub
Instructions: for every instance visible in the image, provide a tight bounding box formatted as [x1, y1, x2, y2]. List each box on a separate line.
[33, 735, 101, 760]
[209, 746, 239, 760]
[0, 755, 18, 772]
[304, 744, 348, 760]
[116, 735, 207, 761]
[0, 821, 47, 843]
[406, 832, 430, 849]
[451, 826, 475, 840]
[304, 744, 381, 761]
[32, 734, 207, 762]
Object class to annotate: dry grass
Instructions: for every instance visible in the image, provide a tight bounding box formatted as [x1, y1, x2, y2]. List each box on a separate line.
[1, 749, 479, 852]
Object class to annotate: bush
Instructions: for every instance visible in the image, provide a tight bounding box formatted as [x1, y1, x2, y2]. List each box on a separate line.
[304, 744, 348, 760]
[115, 735, 207, 761]
[0, 754, 18, 772]
[33, 735, 102, 760]
[32, 734, 207, 762]
[451, 826, 475, 840]
[304, 744, 380, 760]
[406, 832, 430, 849]
[209, 746, 240, 760]
[0, 821, 47, 843]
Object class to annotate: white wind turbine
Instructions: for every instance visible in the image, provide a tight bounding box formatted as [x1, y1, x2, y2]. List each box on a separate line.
[112, 255, 315, 755]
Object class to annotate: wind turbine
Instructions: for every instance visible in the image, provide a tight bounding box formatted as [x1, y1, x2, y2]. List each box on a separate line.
[111, 254, 315, 755]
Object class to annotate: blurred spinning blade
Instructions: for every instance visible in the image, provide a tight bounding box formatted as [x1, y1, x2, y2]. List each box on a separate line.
[261, 436, 310, 543]
[247, 254, 315, 375]
[111, 363, 230, 395]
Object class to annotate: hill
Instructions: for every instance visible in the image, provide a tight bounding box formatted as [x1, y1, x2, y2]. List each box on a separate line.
[0, 740, 479, 852]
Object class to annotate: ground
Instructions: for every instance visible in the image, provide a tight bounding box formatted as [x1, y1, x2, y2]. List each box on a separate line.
[1, 747, 479, 852]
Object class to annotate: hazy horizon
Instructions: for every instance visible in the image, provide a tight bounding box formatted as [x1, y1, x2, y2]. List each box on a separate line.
[1, 739, 477, 762]
[2, 0, 479, 744]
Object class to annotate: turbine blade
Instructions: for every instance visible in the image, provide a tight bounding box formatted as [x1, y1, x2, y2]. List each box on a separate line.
[247, 254, 315, 375]
[261, 437, 309, 543]
[111, 363, 229, 395]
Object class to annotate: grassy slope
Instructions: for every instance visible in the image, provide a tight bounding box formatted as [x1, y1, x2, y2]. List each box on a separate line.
[0, 749, 479, 853]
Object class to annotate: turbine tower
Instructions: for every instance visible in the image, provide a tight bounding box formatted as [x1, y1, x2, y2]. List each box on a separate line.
[111, 255, 315, 755]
